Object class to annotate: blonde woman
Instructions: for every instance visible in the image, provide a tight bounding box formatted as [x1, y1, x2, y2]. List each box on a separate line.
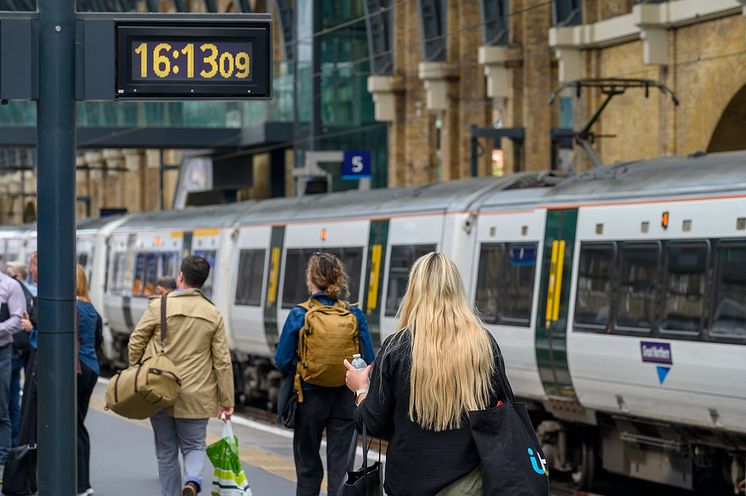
[345, 252, 505, 496]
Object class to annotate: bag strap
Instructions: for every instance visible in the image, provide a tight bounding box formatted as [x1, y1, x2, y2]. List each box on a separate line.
[343, 424, 373, 475]
[344, 429, 358, 473]
[160, 294, 168, 349]
[495, 345, 516, 403]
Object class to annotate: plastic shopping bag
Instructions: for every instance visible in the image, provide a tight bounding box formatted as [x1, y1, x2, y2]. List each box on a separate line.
[207, 421, 253, 496]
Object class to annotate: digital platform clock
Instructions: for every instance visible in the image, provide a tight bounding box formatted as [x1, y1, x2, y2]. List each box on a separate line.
[116, 23, 271, 99]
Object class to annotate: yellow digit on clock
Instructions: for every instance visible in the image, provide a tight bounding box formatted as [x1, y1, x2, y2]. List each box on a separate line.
[200, 43, 218, 78]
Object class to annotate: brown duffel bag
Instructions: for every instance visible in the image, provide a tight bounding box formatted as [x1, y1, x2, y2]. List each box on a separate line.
[105, 294, 182, 419]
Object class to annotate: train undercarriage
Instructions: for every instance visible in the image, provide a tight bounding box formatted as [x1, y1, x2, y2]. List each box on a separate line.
[535, 406, 746, 495]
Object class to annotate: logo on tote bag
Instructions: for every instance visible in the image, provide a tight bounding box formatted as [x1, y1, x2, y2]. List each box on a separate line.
[528, 448, 548, 476]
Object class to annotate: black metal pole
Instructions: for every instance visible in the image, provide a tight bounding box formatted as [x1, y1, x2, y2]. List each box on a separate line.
[37, 0, 77, 494]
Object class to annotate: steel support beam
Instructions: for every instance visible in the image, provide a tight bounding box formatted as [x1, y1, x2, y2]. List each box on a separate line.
[37, 0, 77, 494]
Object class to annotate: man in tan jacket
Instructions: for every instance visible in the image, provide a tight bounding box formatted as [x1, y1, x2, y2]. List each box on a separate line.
[129, 255, 234, 496]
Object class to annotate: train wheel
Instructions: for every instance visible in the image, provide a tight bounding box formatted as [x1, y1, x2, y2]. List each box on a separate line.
[570, 433, 598, 490]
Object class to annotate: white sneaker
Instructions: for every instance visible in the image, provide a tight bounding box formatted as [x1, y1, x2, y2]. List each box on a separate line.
[87, 489, 94, 495]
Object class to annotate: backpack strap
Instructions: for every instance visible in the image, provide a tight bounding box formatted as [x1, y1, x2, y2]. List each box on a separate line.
[160, 294, 168, 350]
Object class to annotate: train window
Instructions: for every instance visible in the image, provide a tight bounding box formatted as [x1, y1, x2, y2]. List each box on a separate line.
[661, 242, 708, 335]
[574, 243, 615, 329]
[193, 249, 217, 298]
[77, 252, 89, 270]
[711, 244, 746, 340]
[235, 249, 266, 306]
[132, 253, 146, 295]
[475, 243, 537, 327]
[616, 243, 659, 332]
[281, 247, 364, 309]
[385, 244, 436, 317]
[109, 252, 127, 294]
[143, 254, 159, 296]
[475, 244, 504, 323]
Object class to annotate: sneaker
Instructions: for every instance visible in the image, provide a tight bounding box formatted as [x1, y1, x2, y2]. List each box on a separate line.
[86, 489, 94, 495]
[182, 482, 198, 496]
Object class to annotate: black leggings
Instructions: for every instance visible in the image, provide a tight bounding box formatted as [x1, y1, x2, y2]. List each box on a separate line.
[77, 362, 98, 493]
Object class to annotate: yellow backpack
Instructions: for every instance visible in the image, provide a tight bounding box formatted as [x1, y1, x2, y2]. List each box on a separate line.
[294, 298, 359, 402]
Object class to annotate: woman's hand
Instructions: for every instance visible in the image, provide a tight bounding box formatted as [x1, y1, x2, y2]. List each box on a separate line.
[343, 359, 372, 392]
[21, 312, 32, 332]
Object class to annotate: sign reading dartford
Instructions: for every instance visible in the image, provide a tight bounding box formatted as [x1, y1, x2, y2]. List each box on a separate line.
[116, 22, 271, 99]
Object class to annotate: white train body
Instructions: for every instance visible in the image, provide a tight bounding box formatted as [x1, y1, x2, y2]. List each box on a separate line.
[2, 152, 746, 493]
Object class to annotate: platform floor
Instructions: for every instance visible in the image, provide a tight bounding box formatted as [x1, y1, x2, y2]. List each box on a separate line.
[87, 379, 309, 495]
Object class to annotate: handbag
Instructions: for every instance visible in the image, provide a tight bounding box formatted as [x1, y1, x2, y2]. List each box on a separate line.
[105, 295, 182, 419]
[3, 351, 38, 495]
[337, 423, 383, 496]
[468, 348, 550, 496]
[276, 373, 297, 429]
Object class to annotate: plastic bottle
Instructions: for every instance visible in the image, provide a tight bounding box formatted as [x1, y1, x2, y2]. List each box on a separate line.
[351, 353, 367, 370]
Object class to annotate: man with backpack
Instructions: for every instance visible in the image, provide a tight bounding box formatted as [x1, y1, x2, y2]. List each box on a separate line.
[274, 252, 375, 496]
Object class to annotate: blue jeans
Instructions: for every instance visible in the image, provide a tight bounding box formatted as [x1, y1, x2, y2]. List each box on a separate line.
[0, 344, 12, 463]
[10, 355, 24, 446]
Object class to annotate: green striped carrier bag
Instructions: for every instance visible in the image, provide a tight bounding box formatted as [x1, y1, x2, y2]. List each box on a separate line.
[207, 421, 253, 496]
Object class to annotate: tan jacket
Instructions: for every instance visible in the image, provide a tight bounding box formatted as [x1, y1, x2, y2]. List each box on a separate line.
[128, 289, 234, 419]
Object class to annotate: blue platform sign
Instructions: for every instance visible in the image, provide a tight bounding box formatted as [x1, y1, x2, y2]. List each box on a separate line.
[342, 150, 372, 180]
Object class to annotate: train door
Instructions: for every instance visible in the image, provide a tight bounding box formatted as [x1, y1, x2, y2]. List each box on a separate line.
[536, 208, 579, 399]
[263, 225, 285, 351]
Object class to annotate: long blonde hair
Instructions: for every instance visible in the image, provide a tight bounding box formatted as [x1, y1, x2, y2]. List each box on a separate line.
[395, 252, 494, 431]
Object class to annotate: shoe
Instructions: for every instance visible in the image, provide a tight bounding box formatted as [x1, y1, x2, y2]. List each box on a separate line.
[182, 481, 198, 496]
[86, 489, 94, 495]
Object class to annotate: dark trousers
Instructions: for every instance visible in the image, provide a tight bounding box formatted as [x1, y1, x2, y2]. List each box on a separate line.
[9, 354, 25, 447]
[77, 362, 98, 493]
[293, 386, 355, 496]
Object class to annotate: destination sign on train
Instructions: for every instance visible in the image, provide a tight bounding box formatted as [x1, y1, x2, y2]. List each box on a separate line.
[116, 22, 271, 99]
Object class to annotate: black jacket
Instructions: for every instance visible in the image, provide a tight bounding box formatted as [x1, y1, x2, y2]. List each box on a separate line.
[354, 331, 506, 496]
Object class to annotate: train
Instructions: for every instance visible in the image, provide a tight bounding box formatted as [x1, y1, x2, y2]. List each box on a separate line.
[1, 150, 745, 494]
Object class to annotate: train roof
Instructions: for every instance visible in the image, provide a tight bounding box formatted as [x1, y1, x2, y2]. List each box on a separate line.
[113, 202, 250, 232]
[77, 216, 125, 232]
[546, 151, 746, 204]
[235, 172, 554, 225]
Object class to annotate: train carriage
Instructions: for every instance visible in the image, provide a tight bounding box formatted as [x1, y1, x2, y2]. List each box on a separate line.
[4, 150, 746, 493]
[102, 204, 248, 366]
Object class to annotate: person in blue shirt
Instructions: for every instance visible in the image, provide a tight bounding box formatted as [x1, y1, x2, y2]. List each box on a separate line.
[274, 252, 375, 496]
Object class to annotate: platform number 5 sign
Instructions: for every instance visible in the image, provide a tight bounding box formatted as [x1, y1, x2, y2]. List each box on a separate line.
[342, 150, 372, 179]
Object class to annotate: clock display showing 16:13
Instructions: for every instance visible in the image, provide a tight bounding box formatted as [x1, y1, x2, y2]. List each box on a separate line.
[131, 40, 252, 81]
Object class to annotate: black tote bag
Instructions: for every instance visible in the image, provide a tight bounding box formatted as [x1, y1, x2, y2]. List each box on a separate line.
[468, 348, 550, 496]
[337, 424, 383, 496]
[3, 350, 38, 496]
